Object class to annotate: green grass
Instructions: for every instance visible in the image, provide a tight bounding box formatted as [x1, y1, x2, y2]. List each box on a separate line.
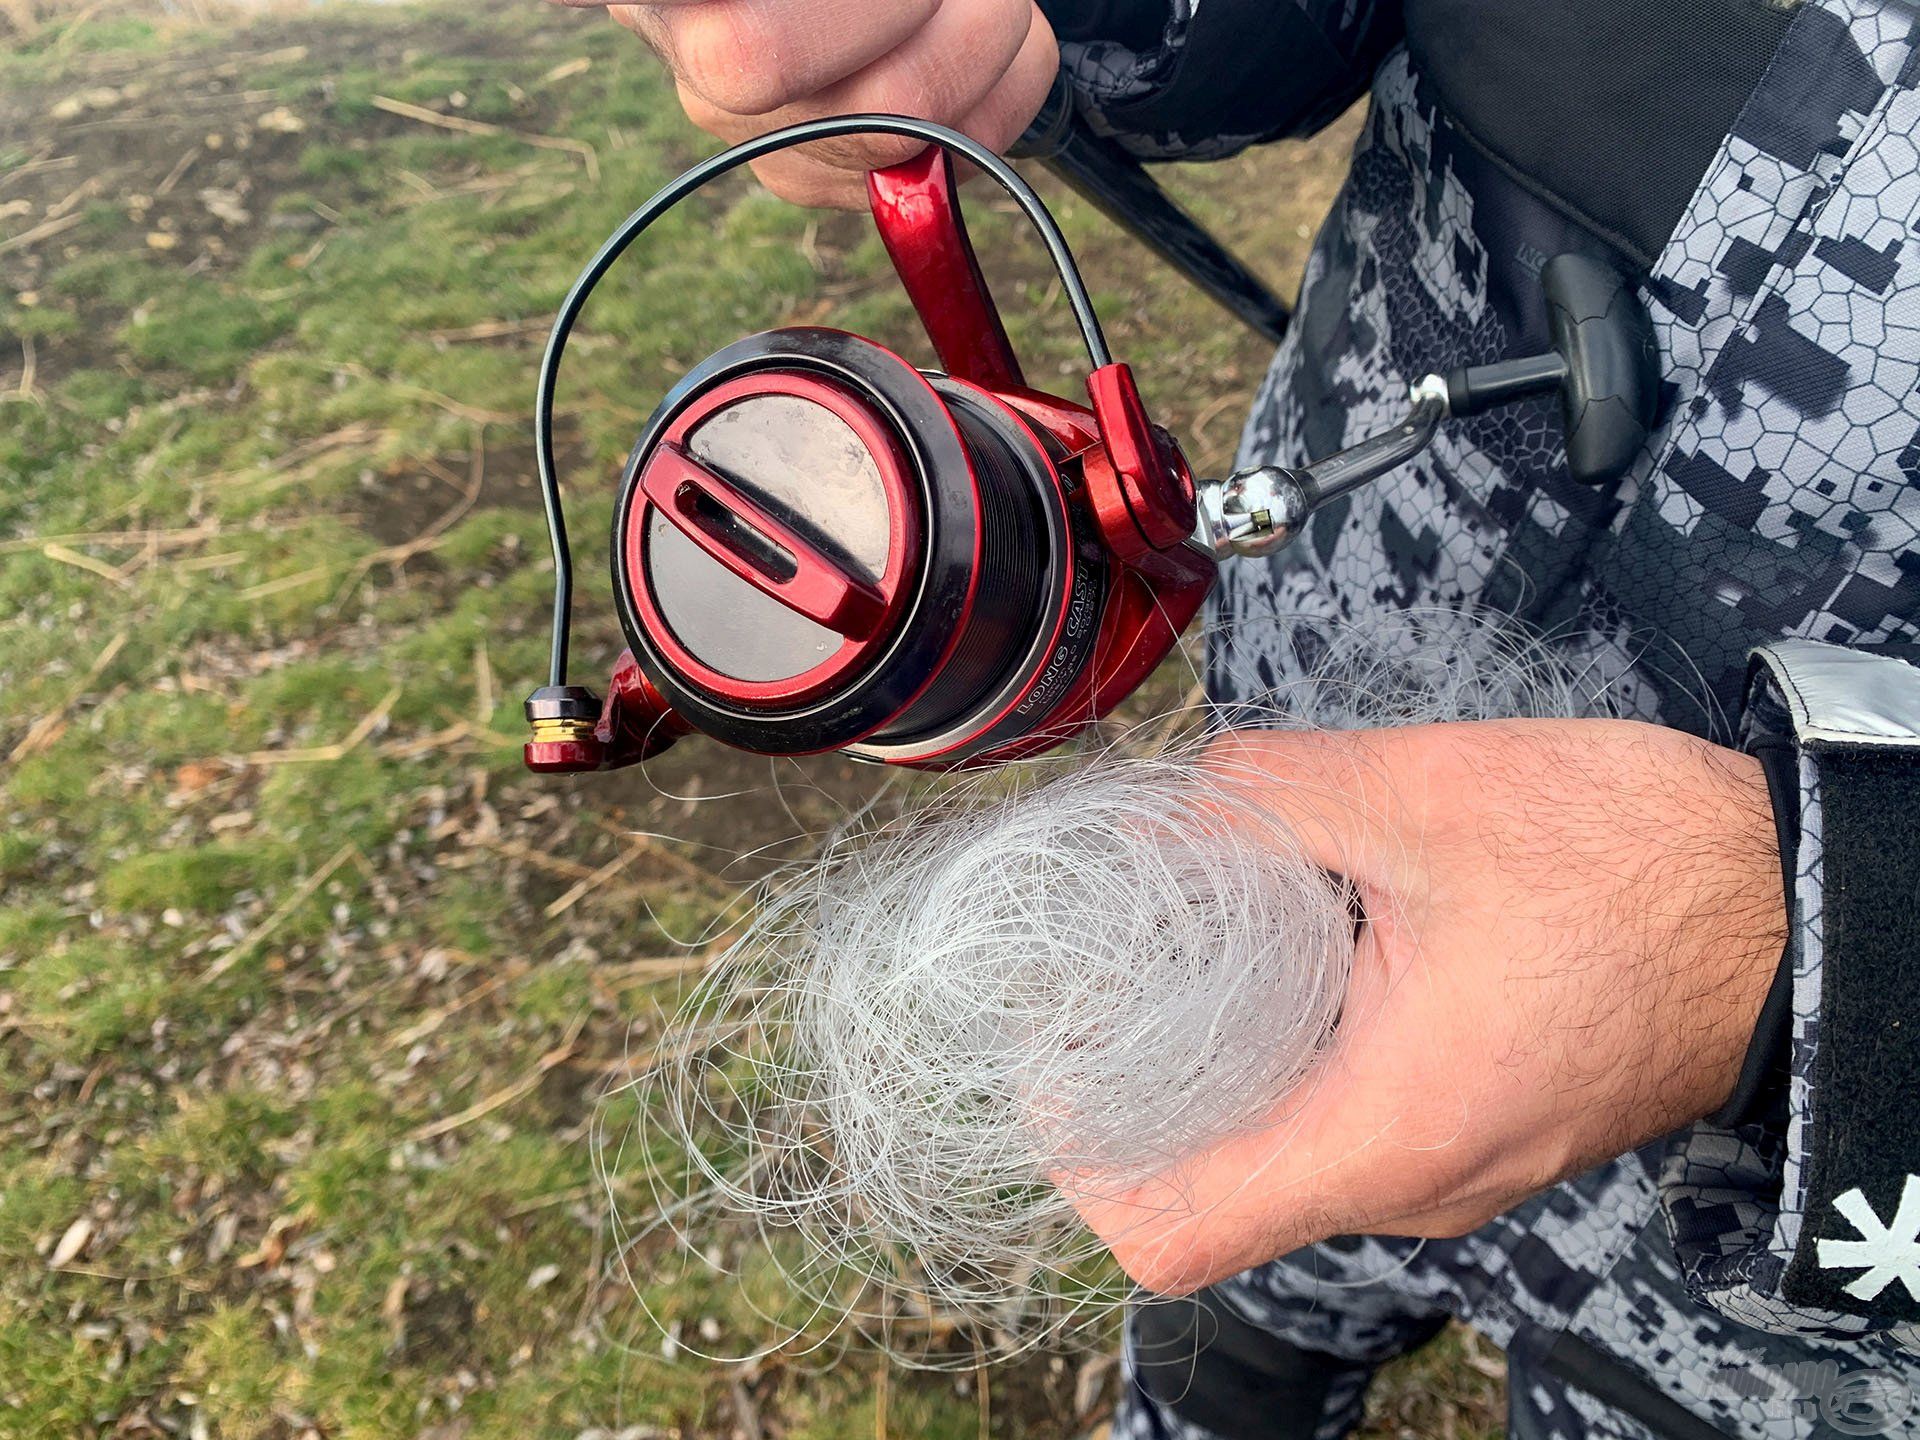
[0, 7, 1496, 1439]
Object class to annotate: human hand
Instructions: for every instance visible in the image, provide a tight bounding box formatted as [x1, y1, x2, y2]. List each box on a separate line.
[554, 0, 1059, 207]
[1071, 718, 1788, 1295]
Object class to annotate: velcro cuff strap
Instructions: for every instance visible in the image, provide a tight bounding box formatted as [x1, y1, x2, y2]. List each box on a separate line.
[1751, 642, 1920, 1321]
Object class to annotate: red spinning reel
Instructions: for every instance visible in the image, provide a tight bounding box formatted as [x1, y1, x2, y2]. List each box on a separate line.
[525, 116, 1657, 775]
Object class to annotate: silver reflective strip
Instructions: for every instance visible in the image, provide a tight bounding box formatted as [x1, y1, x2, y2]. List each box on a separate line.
[1752, 639, 1920, 748]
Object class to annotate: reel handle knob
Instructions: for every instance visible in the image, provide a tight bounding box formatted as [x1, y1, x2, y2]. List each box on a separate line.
[1445, 253, 1659, 487]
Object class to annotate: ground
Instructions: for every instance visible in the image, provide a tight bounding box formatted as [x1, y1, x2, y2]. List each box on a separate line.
[0, 5, 1505, 1437]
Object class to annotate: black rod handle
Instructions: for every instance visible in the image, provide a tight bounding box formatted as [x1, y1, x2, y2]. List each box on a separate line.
[1014, 75, 1292, 346]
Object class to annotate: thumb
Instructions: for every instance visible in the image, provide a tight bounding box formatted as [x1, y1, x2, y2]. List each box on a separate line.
[1196, 727, 1424, 902]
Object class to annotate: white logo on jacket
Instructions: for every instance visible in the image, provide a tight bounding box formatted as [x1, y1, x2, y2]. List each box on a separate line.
[1818, 1174, 1920, 1303]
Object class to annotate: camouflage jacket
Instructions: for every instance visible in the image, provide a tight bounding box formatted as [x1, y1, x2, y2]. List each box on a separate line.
[1050, 0, 1920, 1343]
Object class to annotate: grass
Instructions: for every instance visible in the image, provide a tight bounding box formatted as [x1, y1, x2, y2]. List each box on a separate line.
[0, 5, 1501, 1438]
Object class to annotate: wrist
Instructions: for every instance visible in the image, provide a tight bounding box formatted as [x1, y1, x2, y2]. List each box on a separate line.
[1709, 737, 1799, 1126]
[1669, 740, 1791, 1118]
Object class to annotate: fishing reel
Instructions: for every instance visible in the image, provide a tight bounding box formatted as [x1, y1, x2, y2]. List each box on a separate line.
[525, 115, 1658, 775]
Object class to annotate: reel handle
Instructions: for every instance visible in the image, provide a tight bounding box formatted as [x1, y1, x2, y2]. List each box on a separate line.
[1197, 254, 1661, 559]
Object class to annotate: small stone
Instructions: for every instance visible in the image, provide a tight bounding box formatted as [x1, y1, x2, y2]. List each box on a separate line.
[49, 86, 120, 121]
[49, 1216, 93, 1268]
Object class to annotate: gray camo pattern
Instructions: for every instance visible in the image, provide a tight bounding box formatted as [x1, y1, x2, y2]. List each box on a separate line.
[1058, 0, 1920, 1432]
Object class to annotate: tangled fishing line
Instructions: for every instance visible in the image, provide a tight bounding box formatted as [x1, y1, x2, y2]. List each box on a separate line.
[598, 608, 1632, 1363]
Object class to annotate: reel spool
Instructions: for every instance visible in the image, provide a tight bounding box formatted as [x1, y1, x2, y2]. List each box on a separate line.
[525, 116, 1661, 776]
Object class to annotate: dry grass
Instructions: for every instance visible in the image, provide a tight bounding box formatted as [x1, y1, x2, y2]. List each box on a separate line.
[0, 5, 1503, 1436]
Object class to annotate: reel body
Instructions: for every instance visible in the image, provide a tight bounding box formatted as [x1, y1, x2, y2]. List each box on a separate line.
[526, 116, 1659, 777]
[530, 139, 1213, 774]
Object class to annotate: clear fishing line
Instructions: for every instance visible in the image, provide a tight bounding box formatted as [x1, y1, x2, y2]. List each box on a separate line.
[597, 607, 1623, 1365]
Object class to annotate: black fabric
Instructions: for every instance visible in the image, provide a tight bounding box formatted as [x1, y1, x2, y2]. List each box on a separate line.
[1037, 0, 1167, 48]
[1539, 1331, 1736, 1440]
[1129, 1289, 1419, 1440]
[1403, 0, 1797, 269]
[1099, 0, 1404, 148]
[1781, 737, 1920, 1321]
[1709, 735, 1798, 1130]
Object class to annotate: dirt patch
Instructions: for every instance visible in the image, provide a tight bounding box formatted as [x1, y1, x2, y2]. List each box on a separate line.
[0, 7, 607, 389]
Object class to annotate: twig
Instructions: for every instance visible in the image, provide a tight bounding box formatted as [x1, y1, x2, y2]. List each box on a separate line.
[375, 722, 471, 761]
[391, 172, 530, 210]
[541, 56, 593, 84]
[370, 94, 600, 182]
[393, 167, 439, 200]
[8, 630, 128, 761]
[237, 565, 330, 602]
[14, 333, 37, 406]
[0, 210, 84, 258]
[43, 174, 101, 221]
[504, 1180, 599, 1220]
[730, 1379, 766, 1440]
[199, 842, 360, 982]
[408, 1012, 588, 1142]
[428, 318, 547, 344]
[40, 541, 128, 587]
[470, 837, 599, 883]
[586, 817, 732, 894]
[0, 521, 220, 555]
[0, 152, 76, 194]
[593, 954, 723, 989]
[155, 142, 201, 198]
[472, 639, 495, 723]
[326, 361, 513, 426]
[177, 550, 247, 573]
[46, 0, 109, 56]
[543, 846, 636, 919]
[221, 421, 383, 494]
[441, 716, 523, 751]
[328, 441, 484, 609]
[380, 965, 521, 1053]
[246, 685, 401, 766]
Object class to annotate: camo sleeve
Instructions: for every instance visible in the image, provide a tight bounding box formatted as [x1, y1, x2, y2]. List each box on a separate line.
[1661, 641, 1920, 1342]
[1042, 0, 1403, 160]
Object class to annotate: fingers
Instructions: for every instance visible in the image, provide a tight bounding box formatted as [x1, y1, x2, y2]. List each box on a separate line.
[739, 15, 1056, 207]
[596, 0, 1057, 209]
[1063, 727, 1475, 1292]
[615, 0, 942, 118]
